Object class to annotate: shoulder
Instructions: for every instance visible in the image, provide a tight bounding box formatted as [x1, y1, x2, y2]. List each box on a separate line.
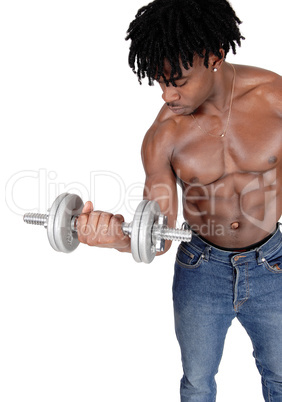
[141, 105, 179, 166]
[236, 64, 282, 116]
[236, 64, 281, 86]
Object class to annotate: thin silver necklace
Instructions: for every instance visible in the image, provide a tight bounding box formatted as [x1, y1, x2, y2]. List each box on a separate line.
[190, 63, 236, 138]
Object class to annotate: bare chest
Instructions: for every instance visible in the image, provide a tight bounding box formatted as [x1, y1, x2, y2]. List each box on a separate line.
[171, 112, 281, 186]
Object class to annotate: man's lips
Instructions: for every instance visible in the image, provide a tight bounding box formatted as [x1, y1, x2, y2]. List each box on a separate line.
[167, 103, 181, 108]
[167, 104, 186, 114]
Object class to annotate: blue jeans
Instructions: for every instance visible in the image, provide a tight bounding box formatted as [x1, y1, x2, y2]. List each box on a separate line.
[173, 224, 282, 402]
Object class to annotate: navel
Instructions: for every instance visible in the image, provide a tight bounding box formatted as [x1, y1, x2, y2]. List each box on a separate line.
[231, 222, 240, 230]
[190, 176, 199, 184]
[268, 156, 277, 164]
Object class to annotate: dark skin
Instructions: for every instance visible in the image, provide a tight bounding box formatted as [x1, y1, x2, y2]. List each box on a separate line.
[77, 53, 282, 253]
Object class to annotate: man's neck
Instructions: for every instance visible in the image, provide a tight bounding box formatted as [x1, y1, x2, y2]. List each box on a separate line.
[200, 62, 236, 115]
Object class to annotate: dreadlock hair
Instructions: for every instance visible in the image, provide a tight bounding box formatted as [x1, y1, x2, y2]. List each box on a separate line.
[125, 0, 245, 86]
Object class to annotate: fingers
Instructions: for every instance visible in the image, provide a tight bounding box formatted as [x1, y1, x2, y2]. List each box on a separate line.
[76, 204, 128, 248]
[81, 201, 93, 214]
[77, 201, 94, 241]
[112, 214, 126, 236]
[87, 211, 113, 239]
[77, 200, 113, 245]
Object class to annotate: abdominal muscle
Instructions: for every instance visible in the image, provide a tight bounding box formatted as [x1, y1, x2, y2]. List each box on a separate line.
[181, 173, 279, 249]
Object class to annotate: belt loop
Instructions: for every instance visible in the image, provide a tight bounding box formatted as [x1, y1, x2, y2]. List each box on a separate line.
[203, 246, 211, 262]
[256, 248, 264, 264]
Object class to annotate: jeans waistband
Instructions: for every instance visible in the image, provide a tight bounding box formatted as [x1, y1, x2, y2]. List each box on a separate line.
[182, 223, 282, 264]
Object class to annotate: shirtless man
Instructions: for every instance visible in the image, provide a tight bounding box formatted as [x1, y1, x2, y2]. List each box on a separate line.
[77, 0, 282, 400]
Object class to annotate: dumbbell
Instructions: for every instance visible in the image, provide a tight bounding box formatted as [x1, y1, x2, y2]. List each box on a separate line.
[23, 193, 192, 263]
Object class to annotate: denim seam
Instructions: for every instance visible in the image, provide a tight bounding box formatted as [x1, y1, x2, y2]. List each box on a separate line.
[234, 263, 250, 312]
[234, 298, 248, 312]
[253, 350, 271, 401]
[209, 255, 233, 264]
[261, 239, 282, 258]
[266, 382, 272, 402]
[245, 263, 250, 300]
[254, 350, 273, 402]
[187, 230, 282, 264]
[176, 255, 203, 270]
[181, 242, 203, 254]
[179, 244, 195, 259]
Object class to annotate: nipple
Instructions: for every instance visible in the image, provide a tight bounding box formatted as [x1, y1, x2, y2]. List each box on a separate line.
[231, 222, 240, 230]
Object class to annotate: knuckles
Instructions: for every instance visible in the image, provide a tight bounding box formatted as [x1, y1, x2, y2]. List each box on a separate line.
[77, 211, 125, 247]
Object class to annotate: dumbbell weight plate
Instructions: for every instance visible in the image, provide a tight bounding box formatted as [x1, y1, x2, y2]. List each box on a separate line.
[130, 200, 149, 263]
[47, 193, 69, 252]
[47, 193, 84, 253]
[138, 200, 161, 264]
[131, 200, 161, 263]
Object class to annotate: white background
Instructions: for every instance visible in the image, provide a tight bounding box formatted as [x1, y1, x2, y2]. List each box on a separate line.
[1, 1, 281, 401]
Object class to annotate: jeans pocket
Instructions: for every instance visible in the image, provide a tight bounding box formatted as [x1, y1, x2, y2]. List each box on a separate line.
[176, 244, 204, 269]
[262, 256, 282, 273]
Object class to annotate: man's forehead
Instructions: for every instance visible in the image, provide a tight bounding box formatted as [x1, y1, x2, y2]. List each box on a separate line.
[156, 60, 192, 83]
[162, 59, 191, 75]
[157, 72, 189, 84]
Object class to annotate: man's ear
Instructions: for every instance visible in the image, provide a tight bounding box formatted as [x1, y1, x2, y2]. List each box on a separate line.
[209, 49, 225, 71]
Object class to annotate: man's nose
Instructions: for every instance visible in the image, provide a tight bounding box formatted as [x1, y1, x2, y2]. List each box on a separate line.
[162, 85, 180, 103]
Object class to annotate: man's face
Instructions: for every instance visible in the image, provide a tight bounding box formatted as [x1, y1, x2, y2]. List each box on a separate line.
[157, 55, 215, 115]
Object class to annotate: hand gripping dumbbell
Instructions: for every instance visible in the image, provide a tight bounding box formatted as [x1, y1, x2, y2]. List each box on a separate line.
[23, 193, 192, 263]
